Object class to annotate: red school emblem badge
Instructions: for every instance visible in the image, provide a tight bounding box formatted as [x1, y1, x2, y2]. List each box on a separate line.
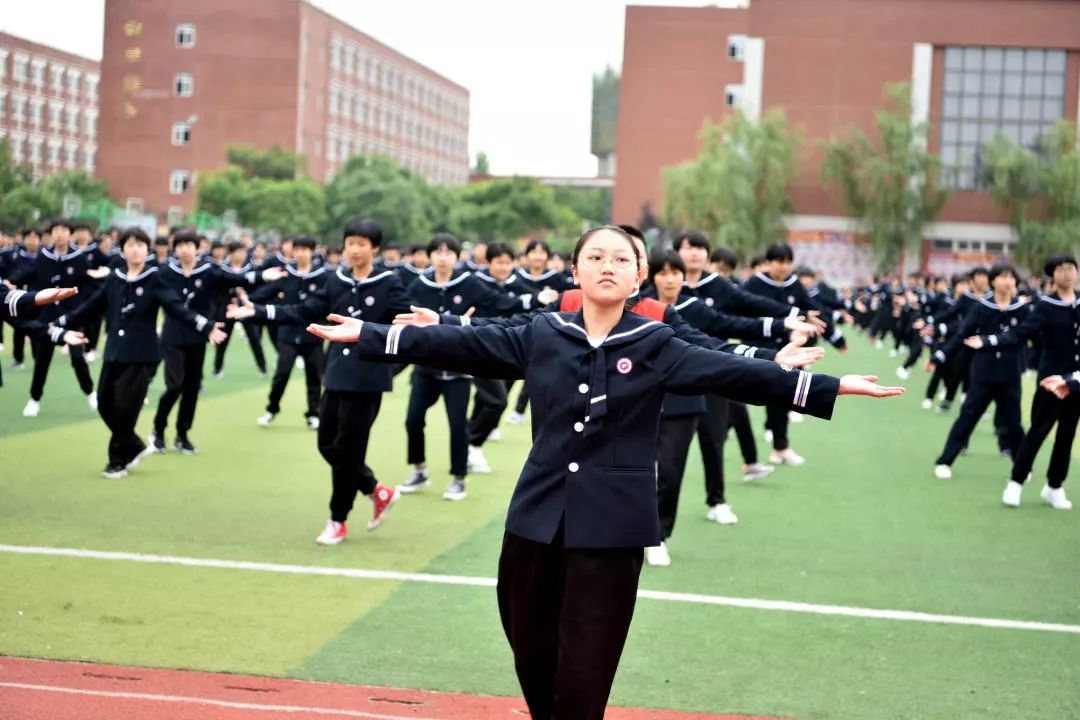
[616, 357, 633, 374]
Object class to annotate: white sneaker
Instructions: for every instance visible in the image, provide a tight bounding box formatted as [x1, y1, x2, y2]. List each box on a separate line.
[645, 542, 671, 567]
[486, 428, 502, 442]
[896, 366, 910, 380]
[934, 464, 953, 479]
[875, 340, 884, 349]
[1040, 485, 1072, 510]
[295, 356, 306, 370]
[306, 416, 320, 430]
[921, 398, 933, 410]
[888, 348, 898, 358]
[256, 412, 275, 427]
[706, 503, 739, 525]
[315, 519, 348, 545]
[764, 429, 774, 444]
[443, 477, 468, 501]
[788, 411, 804, 423]
[769, 449, 805, 466]
[87, 393, 98, 411]
[467, 445, 492, 474]
[214, 371, 225, 380]
[742, 462, 775, 482]
[125, 445, 156, 471]
[1002, 481, 1023, 508]
[22, 399, 40, 417]
[506, 411, 526, 425]
[85, 350, 97, 363]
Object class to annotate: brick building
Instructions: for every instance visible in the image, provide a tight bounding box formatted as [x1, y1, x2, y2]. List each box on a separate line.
[615, 0, 1080, 278]
[99, 0, 469, 221]
[0, 31, 100, 180]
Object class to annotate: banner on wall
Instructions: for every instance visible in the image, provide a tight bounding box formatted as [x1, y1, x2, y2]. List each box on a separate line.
[785, 231, 877, 287]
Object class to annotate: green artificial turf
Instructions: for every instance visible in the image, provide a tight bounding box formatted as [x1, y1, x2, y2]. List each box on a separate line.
[0, 335, 1077, 719]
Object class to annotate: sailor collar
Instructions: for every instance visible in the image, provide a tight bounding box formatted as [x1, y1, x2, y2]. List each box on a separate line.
[336, 268, 394, 286]
[286, 264, 327, 279]
[753, 271, 799, 288]
[515, 267, 560, 282]
[41, 246, 87, 261]
[686, 272, 719, 289]
[1039, 292, 1080, 308]
[168, 259, 214, 275]
[979, 296, 1027, 312]
[545, 310, 665, 349]
[114, 266, 159, 282]
[417, 270, 470, 289]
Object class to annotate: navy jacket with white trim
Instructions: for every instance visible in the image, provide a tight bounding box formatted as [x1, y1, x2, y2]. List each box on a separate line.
[972, 292, 1080, 379]
[351, 311, 840, 549]
[158, 259, 265, 347]
[934, 296, 1033, 382]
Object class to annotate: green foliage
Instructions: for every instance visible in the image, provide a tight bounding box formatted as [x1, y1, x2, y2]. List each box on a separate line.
[472, 152, 490, 176]
[450, 177, 565, 244]
[821, 82, 949, 272]
[323, 155, 435, 244]
[982, 121, 1080, 269]
[197, 159, 325, 235]
[0, 140, 115, 230]
[663, 110, 801, 260]
[552, 185, 611, 226]
[225, 144, 305, 180]
[591, 66, 619, 156]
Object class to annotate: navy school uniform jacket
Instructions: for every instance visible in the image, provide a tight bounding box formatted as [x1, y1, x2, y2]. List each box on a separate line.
[741, 272, 847, 350]
[933, 296, 1034, 383]
[255, 263, 329, 347]
[251, 267, 413, 393]
[4, 244, 97, 322]
[682, 272, 797, 319]
[0, 289, 70, 387]
[354, 311, 840, 548]
[395, 263, 430, 288]
[159, 259, 265, 347]
[975, 292, 1080, 380]
[58, 266, 214, 364]
[512, 267, 569, 295]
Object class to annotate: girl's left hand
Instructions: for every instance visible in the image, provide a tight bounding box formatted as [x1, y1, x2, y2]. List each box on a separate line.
[838, 375, 905, 398]
[308, 314, 363, 342]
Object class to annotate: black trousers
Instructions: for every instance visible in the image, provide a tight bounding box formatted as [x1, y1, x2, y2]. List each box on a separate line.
[497, 527, 643, 720]
[926, 362, 948, 401]
[30, 336, 94, 401]
[405, 370, 470, 477]
[267, 341, 323, 418]
[319, 390, 383, 522]
[695, 394, 730, 506]
[468, 377, 508, 447]
[1011, 388, 1080, 488]
[764, 404, 790, 451]
[936, 377, 1025, 466]
[657, 414, 698, 539]
[213, 319, 267, 375]
[508, 378, 531, 414]
[98, 361, 156, 466]
[84, 315, 103, 351]
[153, 343, 206, 437]
[10, 324, 28, 364]
[728, 401, 758, 465]
[943, 347, 974, 403]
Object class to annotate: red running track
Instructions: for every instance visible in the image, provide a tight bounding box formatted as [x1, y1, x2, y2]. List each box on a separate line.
[0, 656, 782, 720]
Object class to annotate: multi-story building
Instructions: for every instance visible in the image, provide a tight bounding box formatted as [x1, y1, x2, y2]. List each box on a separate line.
[615, 0, 1080, 278]
[0, 31, 100, 180]
[99, 0, 469, 221]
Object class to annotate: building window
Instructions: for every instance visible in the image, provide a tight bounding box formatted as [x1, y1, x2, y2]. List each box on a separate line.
[64, 142, 77, 168]
[66, 105, 79, 134]
[13, 53, 28, 83]
[175, 73, 194, 97]
[50, 64, 65, 93]
[66, 69, 81, 98]
[341, 90, 352, 120]
[0, 92, 6, 121]
[11, 94, 26, 123]
[172, 121, 191, 145]
[125, 197, 143, 214]
[48, 101, 62, 130]
[47, 140, 60, 166]
[329, 86, 340, 116]
[85, 74, 99, 101]
[29, 99, 43, 128]
[728, 34, 747, 61]
[31, 59, 45, 88]
[330, 39, 341, 70]
[0, 50, 7, 82]
[940, 46, 1067, 190]
[84, 108, 97, 137]
[10, 134, 24, 162]
[343, 45, 354, 75]
[170, 170, 191, 194]
[176, 23, 196, 48]
[29, 137, 42, 164]
[724, 84, 743, 108]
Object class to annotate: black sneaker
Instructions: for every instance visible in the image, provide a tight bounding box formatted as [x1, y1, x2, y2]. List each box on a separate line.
[149, 431, 167, 453]
[398, 469, 430, 494]
[173, 437, 198, 455]
[101, 464, 128, 479]
[443, 477, 467, 501]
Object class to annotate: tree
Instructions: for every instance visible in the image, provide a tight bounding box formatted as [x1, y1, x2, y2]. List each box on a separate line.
[982, 121, 1080, 270]
[37, 170, 113, 216]
[196, 164, 325, 234]
[473, 152, 490, 176]
[450, 177, 563, 244]
[663, 110, 801, 260]
[0, 140, 116, 229]
[552, 185, 611, 226]
[821, 82, 949, 272]
[323, 155, 434, 244]
[225, 144, 305, 180]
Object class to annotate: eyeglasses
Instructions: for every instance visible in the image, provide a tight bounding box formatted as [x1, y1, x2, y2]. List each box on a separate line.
[577, 253, 635, 270]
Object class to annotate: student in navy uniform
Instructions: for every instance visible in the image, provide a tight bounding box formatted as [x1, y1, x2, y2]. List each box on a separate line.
[150, 232, 284, 453]
[4, 219, 101, 417]
[255, 236, 327, 429]
[228, 218, 411, 544]
[0, 286, 88, 387]
[213, 241, 271, 378]
[2, 227, 43, 370]
[971, 254, 1076, 510]
[310, 225, 901, 720]
[57, 228, 226, 478]
[399, 233, 536, 500]
[931, 264, 1032, 479]
[395, 243, 431, 287]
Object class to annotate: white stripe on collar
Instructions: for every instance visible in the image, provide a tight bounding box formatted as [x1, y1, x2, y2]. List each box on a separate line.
[979, 296, 1027, 312]
[286, 265, 327, 279]
[114, 266, 159, 282]
[753, 271, 798, 288]
[687, 272, 719, 288]
[168, 259, 214, 275]
[516, 268, 559, 282]
[418, 271, 470, 289]
[1039, 294, 1080, 308]
[548, 312, 663, 346]
[41, 246, 87, 261]
[673, 297, 698, 311]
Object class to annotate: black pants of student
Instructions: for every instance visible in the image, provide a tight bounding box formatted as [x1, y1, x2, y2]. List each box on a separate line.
[97, 361, 156, 467]
[1011, 388, 1080, 488]
[497, 527, 643, 720]
[935, 377, 1025, 466]
[406, 370, 471, 477]
[468, 377, 508, 447]
[10, 324, 28, 364]
[319, 390, 383, 522]
[902, 337, 924, 369]
[153, 343, 206, 438]
[213, 319, 267, 375]
[943, 347, 974, 403]
[764, 403, 790, 451]
[84, 315, 103, 352]
[29, 336, 94, 401]
[728, 401, 758, 465]
[695, 394, 731, 506]
[926, 362, 949, 401]
[507, 378, 531, 415]
[266, 342, 323, 418]
[657, 414, 699, 539]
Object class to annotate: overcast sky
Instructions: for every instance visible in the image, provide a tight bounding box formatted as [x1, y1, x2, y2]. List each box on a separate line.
[0, 0, 720, 177]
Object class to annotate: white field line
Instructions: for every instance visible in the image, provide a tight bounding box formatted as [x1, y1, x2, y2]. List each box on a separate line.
[1, 544, 1078, 635]
[0, 682, 435, 719]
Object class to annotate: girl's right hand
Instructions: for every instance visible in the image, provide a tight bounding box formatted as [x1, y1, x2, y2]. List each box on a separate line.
[308, 314, 363, 342]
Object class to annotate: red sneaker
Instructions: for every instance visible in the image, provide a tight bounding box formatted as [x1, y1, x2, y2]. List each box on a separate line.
[315, 520, 347, 545]
[368, 485, 400, 531]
